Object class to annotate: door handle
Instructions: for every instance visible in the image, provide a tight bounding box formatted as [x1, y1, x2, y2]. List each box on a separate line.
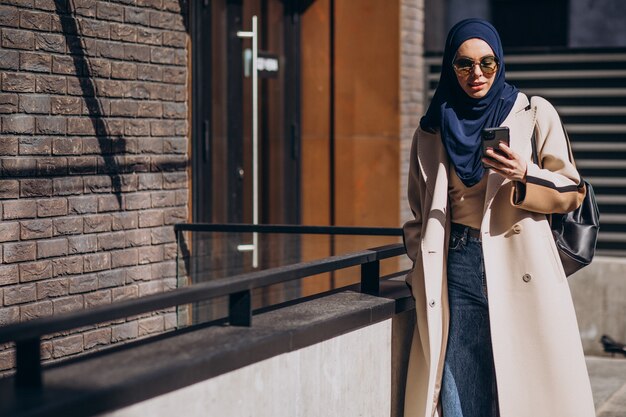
[237, 16, 259, 269]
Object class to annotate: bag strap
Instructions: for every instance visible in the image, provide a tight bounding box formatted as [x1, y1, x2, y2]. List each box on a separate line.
[528, 95, 580, 184]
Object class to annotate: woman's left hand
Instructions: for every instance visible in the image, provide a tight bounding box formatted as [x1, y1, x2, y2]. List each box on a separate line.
[482, 142, 528, 183]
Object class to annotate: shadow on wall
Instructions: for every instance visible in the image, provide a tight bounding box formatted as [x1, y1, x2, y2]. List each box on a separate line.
[53, 0, 126, 207]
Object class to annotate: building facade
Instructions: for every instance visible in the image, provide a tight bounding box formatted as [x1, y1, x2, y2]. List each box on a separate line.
[0, 0, 425, 371]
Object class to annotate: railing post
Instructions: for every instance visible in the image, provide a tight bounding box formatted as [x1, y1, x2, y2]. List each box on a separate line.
[15, 337, 42, 389]
[229, 290, 252, 326]
[361, 260, 380, 296]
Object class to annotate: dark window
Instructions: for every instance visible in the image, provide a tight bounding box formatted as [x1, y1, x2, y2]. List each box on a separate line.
[491, 0, 568, 48]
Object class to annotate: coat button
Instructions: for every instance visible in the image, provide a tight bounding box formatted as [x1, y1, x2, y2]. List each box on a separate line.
[512, 224, 522, 234]
[429, 299, 436, 307]
[522, 273, 532, 282]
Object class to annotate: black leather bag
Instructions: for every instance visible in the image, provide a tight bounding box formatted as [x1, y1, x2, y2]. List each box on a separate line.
[530, 123, 600, 277]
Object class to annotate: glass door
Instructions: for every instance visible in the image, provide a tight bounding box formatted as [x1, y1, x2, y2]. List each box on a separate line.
[188, 0, 303, 322]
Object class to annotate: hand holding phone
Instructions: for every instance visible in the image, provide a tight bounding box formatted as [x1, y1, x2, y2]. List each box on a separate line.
[481, 127, 510, 168]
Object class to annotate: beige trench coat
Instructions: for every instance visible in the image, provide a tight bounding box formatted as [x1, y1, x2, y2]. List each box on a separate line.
[402, 93, 596, 417]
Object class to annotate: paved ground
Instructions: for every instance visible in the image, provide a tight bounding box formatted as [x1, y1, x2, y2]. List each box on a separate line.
[588, 356, 626, 417]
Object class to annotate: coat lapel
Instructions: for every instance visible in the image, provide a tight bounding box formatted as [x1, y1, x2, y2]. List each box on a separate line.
[417, 129, 449, 198]
[483, 94, 537, 215]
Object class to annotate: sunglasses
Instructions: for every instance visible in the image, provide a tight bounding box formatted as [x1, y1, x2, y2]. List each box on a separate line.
[452, 55, 499, 76]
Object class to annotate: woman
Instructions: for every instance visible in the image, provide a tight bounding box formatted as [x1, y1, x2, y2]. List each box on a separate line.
[402, 19, 595, 417]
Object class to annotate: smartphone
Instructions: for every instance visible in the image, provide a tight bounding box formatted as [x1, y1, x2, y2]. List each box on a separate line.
[481, 127, 510, 167]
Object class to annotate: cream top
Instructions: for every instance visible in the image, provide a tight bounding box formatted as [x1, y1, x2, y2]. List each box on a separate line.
[448, 167, 487, 230]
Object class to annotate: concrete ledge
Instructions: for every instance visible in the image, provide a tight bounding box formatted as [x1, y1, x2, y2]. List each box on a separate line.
[0, 291, 402, 417]
[569, 256, 626, 356]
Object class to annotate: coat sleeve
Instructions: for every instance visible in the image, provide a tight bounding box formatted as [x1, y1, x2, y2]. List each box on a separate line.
[403, 129, 423, 262]
[511, 96, 586, 214]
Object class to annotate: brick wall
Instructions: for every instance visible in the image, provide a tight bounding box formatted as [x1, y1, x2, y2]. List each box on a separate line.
[0, 0, 189, 373]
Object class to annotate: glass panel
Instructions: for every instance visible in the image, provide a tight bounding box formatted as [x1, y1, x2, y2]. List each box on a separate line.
[176, 231, 402, 326]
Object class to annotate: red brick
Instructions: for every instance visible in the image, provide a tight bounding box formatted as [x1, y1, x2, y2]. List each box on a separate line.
[137, 173, 163, 190]
[0, 6, 20, 27]
[84, 328, 111, 350]
[0, 349, 15, 371]
[52, 216, 83, 235]
[137, 27, 161, 45]
[68, 274, 97, 294]
[0, 222, 19, 243]
[0, 180, 20, 199]
[97, 2, 124, 22]
[4, 242, 36, 263]
[51, 97, 81, 115]
[37, 278, 69, 298]
[162, 31, 186, 47]
[0, 93, 18, 113]
[138, 280, 162, 296]
[19, 94, 50, 113]
[35, 32, 65, 53]
[0, 265, 19, 286]
[163, 207, 186, 225]
[139, 210, 163, 228]
[3, 283, 36, 305]
[19, 260, 52, 282]
[97, 195, 121, 213]
[68, 195, 98, 214]
[20, 179, 52, 197]
[98, 231, 126, 250]
[138, 316, 164, 336]
[53, 177, 83, 196]
[138, 245, 163, 264]
[111, 62, 137, 80]
[112, 321, 138, 342]
[125, 265, 151, 282]
[111, 212, 138, 231]
[111, 248, 138, 268]
[20, 300, 52, 321]
[52, 294, 84, 315]
[84, 289, 111, 308]
[112, 284, 138, 302]
[19, 136, 51, 155]
[36, 74, 66, 94]
[20, 51, 51, 72]
[20, 10, 51, 31]
[37, 157, 68, 176]
[125, 229, 151, 247]
[52, 334, 83, 358]
[98, 269, 125, 288]
[125, 7, 150, 26]
[83, 214, 112, 233]
[3, 200, 37, 219]
[0, 306, 19, 326]
[53, 256, 83, 277]
[68, 235, 97, 254]
[0, 49, 20, 70]
[110, 23, 137, 42]
[124, 192, 151, 210]
[2, 115, 35, 134]
[124, 44, 151, 62]
[136, 64, 161, 81]
[162, 66, 186, 84]
[20, 219, 53, 240]
[2, 28, 34, 50]
[37, 198, 68, 217]
[37, 238, 68, 258]
[83, 252, 110, 272]
[162, 172, 187, 189]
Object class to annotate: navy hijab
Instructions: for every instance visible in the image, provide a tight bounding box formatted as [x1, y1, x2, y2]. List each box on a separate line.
[420, 19, 518, 187]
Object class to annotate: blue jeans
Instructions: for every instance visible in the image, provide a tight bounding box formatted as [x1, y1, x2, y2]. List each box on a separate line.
[441, 225, 499, 417]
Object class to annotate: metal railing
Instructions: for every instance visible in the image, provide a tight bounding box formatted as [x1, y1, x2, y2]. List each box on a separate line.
[0, 224, 406, 390]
